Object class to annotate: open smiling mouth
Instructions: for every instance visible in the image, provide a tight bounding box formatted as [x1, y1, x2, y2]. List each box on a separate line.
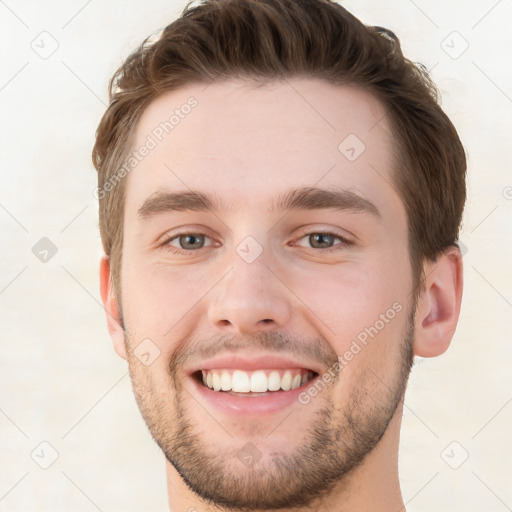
[192, 368, 319, 396]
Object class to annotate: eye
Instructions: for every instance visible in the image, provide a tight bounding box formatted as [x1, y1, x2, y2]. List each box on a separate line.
[162, 232, 214, 254]
[294, 231, 352, 252]
[160, 230, 352, 256]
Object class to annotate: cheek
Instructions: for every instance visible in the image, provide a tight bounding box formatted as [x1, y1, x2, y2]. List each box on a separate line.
[295, 262, 405, 333]
[289, 261, 410, 377]
[122, 258, 211, 326]
[120, 260, 217, 371]
[121, 231, 411, 367]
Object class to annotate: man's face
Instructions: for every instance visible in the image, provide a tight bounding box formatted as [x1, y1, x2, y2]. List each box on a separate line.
[118, 79, 416, 509]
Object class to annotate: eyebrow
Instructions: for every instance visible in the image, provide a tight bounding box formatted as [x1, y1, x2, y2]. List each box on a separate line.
[137, 186, 381, 220]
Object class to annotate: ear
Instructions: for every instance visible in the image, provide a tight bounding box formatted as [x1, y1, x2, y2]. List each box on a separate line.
[99, 255, 127, 360]
[413, 246, 463, 357]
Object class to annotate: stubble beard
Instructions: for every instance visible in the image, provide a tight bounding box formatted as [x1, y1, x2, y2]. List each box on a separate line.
[125, 310, 415, 511]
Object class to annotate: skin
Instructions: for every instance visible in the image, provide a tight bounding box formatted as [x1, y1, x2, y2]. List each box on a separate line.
[99, 79, 463, 512]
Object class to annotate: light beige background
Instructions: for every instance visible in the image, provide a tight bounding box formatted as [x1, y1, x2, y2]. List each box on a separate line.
[1, 0, 511, 511]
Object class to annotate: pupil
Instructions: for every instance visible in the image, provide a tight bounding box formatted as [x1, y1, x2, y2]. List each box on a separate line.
[179, 234, 334, 250]
[182, 234, 203, 249]
[311, 233, 332, 248]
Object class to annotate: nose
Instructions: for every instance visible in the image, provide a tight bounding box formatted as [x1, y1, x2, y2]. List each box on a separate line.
[207, 252, 293, 335]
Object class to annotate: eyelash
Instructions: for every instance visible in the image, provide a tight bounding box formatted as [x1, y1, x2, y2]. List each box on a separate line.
[160, 230, 353, 255]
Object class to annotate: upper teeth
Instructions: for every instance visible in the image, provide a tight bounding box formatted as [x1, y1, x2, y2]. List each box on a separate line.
[201, 369, 314, 393]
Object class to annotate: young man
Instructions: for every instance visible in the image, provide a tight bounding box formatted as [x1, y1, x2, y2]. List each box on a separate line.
[93, 0, 465, 510]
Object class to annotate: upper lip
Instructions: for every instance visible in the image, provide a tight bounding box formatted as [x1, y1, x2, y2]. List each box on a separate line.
[187, 353, 323, 375]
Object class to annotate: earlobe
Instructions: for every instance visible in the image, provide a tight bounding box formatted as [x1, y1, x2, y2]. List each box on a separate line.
[413, 247, 463, 358]
[99, 255, 127, 360]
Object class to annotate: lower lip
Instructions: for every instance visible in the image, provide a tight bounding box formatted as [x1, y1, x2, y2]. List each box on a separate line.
[188, 373, 318, 416]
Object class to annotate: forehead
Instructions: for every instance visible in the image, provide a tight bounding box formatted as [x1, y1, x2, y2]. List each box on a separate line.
[124, 79, 402, 223]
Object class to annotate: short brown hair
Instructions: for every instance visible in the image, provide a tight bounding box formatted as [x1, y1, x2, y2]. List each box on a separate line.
[92, 0, 466, 303]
